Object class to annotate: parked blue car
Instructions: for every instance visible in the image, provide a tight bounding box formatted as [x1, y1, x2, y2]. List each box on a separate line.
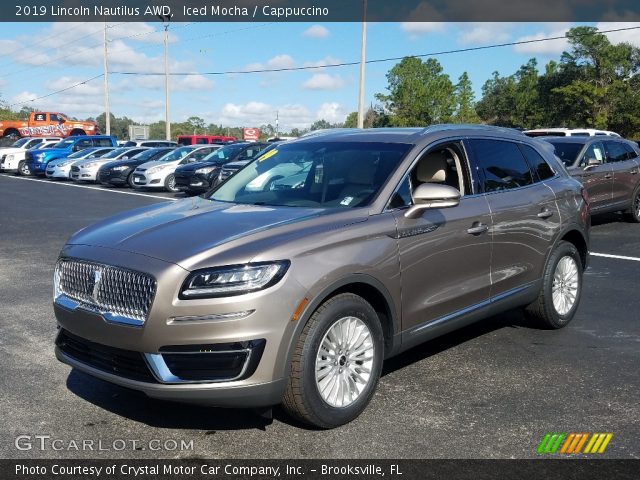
[20, 135, 117, 176]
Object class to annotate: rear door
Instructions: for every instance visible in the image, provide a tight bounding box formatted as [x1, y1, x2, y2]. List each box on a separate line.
[605, 140, 640, 209]
[466, 138, 561, 296]
[570, 141, 612, 211]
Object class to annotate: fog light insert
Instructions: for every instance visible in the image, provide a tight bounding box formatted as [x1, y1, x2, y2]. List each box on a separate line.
[167, 310, 255, 324]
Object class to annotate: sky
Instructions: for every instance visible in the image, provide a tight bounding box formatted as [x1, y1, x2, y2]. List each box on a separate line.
[0, 21, 638, 131]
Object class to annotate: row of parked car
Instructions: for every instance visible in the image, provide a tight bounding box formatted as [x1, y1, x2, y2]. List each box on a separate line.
[0, 134, 273, 194]
[1, 129, 639, 222]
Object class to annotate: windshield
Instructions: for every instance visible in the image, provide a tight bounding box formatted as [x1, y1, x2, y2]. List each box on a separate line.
[101, 147, 130, 159]
[12, 138, 30, 147]
[547, 142, 584, 166]
[53, 138, 76, 149]
[201, 144, 246, 162]
[130, 148, 172, 161]
[209, 142, 410, 208]
[157, 147, 195, 162]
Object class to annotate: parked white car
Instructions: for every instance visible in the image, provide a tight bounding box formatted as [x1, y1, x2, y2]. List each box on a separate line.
[0, 137, 61, 172]
[45, 147, 117, 179]
[524, 128, 621, 138]
[70, 147, 149, 182]
[131, 145, 219, 192]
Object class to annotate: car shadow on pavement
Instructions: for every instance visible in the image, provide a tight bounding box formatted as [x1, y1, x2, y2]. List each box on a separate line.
[65, 370, 273, 432]
[382, 308, 532, 377]
[590, 212, 627, 226]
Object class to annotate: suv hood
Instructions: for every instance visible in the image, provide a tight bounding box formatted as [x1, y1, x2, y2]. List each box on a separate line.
[0, 147, 29, 155]
[177, 160, 224, 173]
[67, 198, 366, 267]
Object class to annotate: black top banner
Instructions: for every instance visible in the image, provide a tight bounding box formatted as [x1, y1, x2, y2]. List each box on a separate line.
[7, 0, 640, 22]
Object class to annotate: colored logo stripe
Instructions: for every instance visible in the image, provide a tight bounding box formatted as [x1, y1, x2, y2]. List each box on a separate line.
[538, 433, 612, 454]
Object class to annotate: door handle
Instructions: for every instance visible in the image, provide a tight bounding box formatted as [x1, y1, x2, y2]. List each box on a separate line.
[467, 223, 488, 235]
[537, 210, 554, 219]
[604, 173, 613, 179]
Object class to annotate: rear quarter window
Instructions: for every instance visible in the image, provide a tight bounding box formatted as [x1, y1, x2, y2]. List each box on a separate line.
[519, 144, 555, 180]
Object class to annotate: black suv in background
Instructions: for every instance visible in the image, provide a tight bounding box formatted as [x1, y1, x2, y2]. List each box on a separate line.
[97, 147, 176, 187]
[174, 142, 268, 194]
[542, 136, 640, 222]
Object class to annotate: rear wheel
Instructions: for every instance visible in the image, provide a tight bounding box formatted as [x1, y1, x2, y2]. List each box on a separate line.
[164, 173, 179, 192]
[282, 293, 384, 428]
[623, 187, 640, 223]
[18, 161, 32, 176]
[525, 241, 582, 329]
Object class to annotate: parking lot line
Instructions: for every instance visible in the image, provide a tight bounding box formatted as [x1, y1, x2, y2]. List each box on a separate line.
[590, 252, 640, 262]
[1, 174, 177, 201]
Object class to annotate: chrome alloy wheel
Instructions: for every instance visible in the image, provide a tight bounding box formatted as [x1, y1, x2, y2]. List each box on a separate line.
[315, 316, 375, 408]
[552, 256, 579, 316]
[634, 191, 640, 219]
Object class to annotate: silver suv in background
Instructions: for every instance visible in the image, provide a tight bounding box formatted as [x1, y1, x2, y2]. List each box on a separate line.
[54, 126, 589, 428]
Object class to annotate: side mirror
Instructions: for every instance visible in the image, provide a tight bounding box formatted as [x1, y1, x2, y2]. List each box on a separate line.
[404, 183, 461, 219]
[585, 157, 601, 168]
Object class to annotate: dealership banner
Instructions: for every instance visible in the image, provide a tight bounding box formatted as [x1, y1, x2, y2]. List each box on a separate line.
[3, 459, 639, 480]
[5, 0, 640, 22]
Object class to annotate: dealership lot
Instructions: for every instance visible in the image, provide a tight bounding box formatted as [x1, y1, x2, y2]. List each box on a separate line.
[0, 173, 638, 459]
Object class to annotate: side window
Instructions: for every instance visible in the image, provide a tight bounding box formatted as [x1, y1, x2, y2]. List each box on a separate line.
[34, 113, 46, 122]
[49, 113, 60, 122]
[605, 141, 629, 162]
[93, 138, 113, 147]
[519, 144, 555, 181]
[580, 142, 605, 167]
[196, 137, 208, 144]
[76, 139, 92, 150]
[622, 143, 638, 159]
[469, 139, 534, 192]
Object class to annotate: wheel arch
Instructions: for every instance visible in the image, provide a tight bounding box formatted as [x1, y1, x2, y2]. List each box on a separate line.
[558, 228, 588, 269]
[69, 129, 86, 136]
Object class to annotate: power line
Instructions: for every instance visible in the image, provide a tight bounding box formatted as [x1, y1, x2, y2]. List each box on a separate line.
[5, 74, 104, 109]
[111, 26, 640, 76]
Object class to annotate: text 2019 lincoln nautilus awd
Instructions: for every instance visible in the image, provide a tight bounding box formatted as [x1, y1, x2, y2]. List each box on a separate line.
[54, 126, 589, 428]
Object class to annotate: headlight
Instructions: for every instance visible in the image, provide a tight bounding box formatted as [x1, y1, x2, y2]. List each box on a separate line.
[36, 153, 46, 161]
[195, 166, 216, 175]
[6, 154, 14, 161]
[112, 165, 129, 171]
[83, 162, 97, 169]
[179, 261, 290, 299]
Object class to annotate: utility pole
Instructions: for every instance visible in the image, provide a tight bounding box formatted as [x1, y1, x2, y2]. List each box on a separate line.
[103, 21, 110, 135]
[275, 110, 279, 137]
[357, 0, 368, 129]
[159, 14, 172, 141]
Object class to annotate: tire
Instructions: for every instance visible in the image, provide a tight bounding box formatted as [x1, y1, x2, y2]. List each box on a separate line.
[4, 131, 20, 141]
[623, 187, 640, 223]
[18, 161, 32, 176]
[282, 293, 384, 429]
[127, 172, 135, 188]
[525, 241, 583, 329]
[164, 173, 179, 193]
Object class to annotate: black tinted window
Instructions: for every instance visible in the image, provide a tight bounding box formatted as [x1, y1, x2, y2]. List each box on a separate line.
[520, 144, 555, 180]
[470, 139, 534, 192]
[605, 141, 629, 162]
[93, 138, 114, 147]
[622, 143, 638, 159]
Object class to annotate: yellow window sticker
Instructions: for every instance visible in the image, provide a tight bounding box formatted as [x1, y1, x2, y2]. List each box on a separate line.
[258, 149, 278, 162]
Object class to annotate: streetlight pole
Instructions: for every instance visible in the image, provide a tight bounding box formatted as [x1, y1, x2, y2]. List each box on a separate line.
[159, 14, 172, 141]
[103, 21, 110, 135]
[357, 0, 368, 129]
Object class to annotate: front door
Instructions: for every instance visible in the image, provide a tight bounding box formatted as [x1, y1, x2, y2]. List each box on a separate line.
[570, 141, 612, 211]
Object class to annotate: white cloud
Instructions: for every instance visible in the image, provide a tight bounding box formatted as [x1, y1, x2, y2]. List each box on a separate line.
[596, 22, 640, 48]
[513, 24, 571, 55]
[302, 73, 346, 90]
[316, 103, 347, 124]
[400, 22, 446, 38]
[303, 56, 341, 70]
[266, 54, 295, 70]
[303, 25, 330, 38]
[458, 23, 513, 45]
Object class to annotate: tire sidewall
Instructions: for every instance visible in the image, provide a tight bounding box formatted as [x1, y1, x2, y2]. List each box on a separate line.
[299, 296, 384, 428]
[629, 187, 640, 223]
[543, 242, 583, 328]
[18, 161, 31, 176]
[165, 173, 178, 192]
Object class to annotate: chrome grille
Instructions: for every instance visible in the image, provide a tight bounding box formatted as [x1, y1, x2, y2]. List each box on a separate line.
[55, 259, 156, 324]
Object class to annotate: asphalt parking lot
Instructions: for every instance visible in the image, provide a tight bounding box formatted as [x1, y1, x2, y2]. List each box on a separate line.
[1, 173, 638, 460]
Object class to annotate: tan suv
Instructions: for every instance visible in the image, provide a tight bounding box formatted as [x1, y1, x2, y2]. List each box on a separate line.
[53, 126, 590, 428]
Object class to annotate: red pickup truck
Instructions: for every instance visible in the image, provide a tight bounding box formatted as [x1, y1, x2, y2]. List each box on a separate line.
[0, 112, 98, 139]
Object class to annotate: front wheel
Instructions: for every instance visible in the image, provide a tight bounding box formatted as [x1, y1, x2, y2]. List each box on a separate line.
[623, 187, 640, 223]
[164, 173, 179, 192]
[18, 161, 32, 176]
[525, 240, 583, 329]
[282, 293, 384, 428]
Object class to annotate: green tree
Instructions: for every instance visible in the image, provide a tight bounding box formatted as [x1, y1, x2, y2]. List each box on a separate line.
[186, 116, 206, 132]
[452, 72, 479, 123]
[376, 57, 455, 127]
